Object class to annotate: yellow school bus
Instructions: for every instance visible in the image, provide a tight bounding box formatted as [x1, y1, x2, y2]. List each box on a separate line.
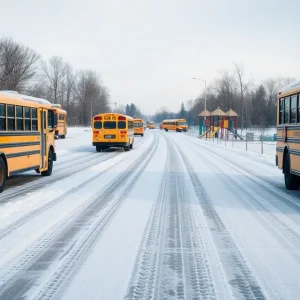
[52, 104, 67, 139]
[92, 113, 134, 152]
[134, 118, 145, 137]
[0, 91, 57, 193]
[276, 80, 300, 189]
[162, 118, 188, 132]
[149, 121, 155, 129]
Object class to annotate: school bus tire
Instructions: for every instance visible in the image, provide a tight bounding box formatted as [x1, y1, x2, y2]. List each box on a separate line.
[124, 144, 130, 151]
[141, 134, 144, 137]
[130, 143, 133, 149]
[61, 135, 66, 139]
[284, 153, 300, 190]
[0, 157, 6, 193]
[96, 146, 102, 152]
[41, 149, 53, 177]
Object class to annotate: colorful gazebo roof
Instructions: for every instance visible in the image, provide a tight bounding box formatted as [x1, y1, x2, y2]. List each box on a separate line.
[226, 109, 238, 117]
[211, 107, 226, 116]
[198, 109, 211, 117]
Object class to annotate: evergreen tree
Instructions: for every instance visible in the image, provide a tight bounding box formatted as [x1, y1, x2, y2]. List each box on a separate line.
[179, 102, 186, 118]
[125, 104, 130, 116]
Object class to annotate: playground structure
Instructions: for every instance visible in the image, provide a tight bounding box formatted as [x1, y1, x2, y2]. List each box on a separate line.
[198, 107, 243, 140]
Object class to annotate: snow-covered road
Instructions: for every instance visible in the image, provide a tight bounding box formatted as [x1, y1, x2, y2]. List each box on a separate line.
[1, 128, 300, 300]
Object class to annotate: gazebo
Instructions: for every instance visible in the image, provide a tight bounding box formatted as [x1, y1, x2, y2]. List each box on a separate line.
[198, 109, 211, 135]
[211, 107, 226, 138]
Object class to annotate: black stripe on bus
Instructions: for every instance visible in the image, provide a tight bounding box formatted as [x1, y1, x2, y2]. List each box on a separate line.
[6, 150, 40, 158]
[10, 165, 40, 176]
[277, 125, 300, 130]
[275, 137, 300, 143]
[0, 141, 40, 148]
[289, 149, 300, 156]
[0, 131, 40, 136]
[276, 147, 284, 152]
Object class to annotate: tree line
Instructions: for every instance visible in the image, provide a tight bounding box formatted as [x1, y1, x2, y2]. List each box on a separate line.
[152, 63, 294, 129]
[0, 37, 110, 126]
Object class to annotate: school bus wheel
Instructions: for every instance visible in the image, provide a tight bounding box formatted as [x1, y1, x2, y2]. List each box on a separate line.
[0, 157, 7, 193]
[41, 149, 54, 177]
[284, 153, 300, 190]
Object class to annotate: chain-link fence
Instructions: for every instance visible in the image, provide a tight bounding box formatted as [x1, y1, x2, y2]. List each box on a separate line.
[185, 126, 276, 156]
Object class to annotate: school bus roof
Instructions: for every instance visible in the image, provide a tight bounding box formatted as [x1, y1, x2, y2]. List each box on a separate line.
[278, 80, 300, 98]
[0, 91, 52, 108]
[162, 119, 187, 122]
[134, 118, 144, 122]
[93, 112, 134, 120]
[52, 107, 67, 114]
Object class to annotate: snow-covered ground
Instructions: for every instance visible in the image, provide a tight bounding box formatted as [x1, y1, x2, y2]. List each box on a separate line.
[186, 126, 276, 161]
[1, 127, 300, 300]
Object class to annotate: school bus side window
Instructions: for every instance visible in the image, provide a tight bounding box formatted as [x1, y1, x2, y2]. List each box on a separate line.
[128, 121, 133, 129]
[32, 108, 37, 130]
[16, 106, 24, 130]
[0, 103, 6, 130]
[25, 107, 31, 130]
[7, 104, 15, 131]
[279, 98, 283, 124]
[284, 97, 290, 124]
[291, 95, 297, 123]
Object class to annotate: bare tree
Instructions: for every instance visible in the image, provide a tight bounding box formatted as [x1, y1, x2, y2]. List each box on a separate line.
[74, 70, 110, 126]
[0, 37, 40, 91]
[59, 63, 77, 110]
[234, 62, 249, 132]
[214, 70, 238, 110]
[41, 56, 67, 103]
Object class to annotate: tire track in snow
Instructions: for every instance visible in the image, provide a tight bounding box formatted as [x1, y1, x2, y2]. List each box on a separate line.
[185, 137, 300, 240]
[0, 134, 159, 300]
[2, 135, 149, 202]
[186, 137, 300, 215]
[188, 140, 300, 267]
[167, 135, 267, 300]
[2, 152, 117, 202]
[125, 136, 217, 300]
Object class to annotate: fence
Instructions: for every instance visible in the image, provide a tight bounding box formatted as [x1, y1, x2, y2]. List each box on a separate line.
[185, 126, 276, 156]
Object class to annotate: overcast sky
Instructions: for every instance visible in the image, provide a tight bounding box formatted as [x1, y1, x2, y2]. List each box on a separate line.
[1, 0, 299, 114]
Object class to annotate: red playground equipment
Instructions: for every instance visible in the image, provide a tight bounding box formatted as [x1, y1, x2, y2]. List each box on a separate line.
[198, 107, 243, 140]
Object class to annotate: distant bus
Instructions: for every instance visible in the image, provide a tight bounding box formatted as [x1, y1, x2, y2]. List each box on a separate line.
[149, 121, 155, 129]
[52, 104, 67, 139]
[276, 80, 300, 190]
[0, 91, 57, 193]
[92, 113, 134, 152]
[162, 119, 188, 132]
[134, 118, 144, 136]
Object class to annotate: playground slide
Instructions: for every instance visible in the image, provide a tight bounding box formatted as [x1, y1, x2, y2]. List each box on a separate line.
[209, 126, 220, 138]
[199, 126, 213, 138]
[228, 128, 243, 140]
